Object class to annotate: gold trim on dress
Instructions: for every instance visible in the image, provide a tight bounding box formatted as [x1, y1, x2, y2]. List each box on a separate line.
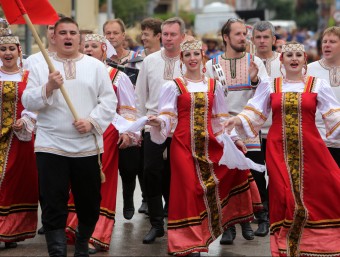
[282, 92, 308, 257]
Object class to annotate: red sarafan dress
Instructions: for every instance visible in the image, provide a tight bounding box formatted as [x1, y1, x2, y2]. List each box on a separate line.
[151, 78, 262, 256]
[66, 67, 136, 250]
[237, 76, 340, 257]
[0, 70, 38, 242]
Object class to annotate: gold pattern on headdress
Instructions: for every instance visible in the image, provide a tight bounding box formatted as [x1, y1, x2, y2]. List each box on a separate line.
[85, 34, 106, 43]
[282, 43, 305, 53]
[0, 19, 20, 45]
[180, 40, 202, 52]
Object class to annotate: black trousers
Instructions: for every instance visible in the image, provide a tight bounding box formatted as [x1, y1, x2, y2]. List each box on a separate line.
[143, 132, 171, 225]
[119, 145, 144, 200]
[36, 153, 101, 232]
[246, 149, 268, 212]
[328, 147, 340, 168]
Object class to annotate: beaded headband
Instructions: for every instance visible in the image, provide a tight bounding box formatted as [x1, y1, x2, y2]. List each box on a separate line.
[180, 40, 202, 52]
[85, 33, 106, 43]
[0, 24, 20, 45]
[281, 43, 305, 53]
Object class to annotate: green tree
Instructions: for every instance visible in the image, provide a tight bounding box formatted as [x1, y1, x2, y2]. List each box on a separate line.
[255, 0, 318, 30]
[154, 10, 195, 27]
[294, 0, 318, 30]
[100, 0, 148, 26]
[256, 0, 295, 20]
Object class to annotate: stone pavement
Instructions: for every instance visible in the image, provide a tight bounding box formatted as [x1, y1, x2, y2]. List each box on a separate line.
[0, 178, 270, 256]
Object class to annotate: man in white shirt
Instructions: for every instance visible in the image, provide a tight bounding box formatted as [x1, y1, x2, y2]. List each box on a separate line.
[22, 17, 117, 257]
[140, 17, 162, 57]
[250, 20, 282, 237]
[308, 26, 340, 167]
[206, 18, 268, 245]
[25, 14, 65, 236]
[135, 17, 185, 244]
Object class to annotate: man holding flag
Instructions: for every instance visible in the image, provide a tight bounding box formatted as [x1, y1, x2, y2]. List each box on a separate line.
[21, 16, 117, 257]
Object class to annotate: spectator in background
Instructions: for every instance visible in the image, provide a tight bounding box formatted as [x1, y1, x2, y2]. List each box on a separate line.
[202, 33, 223, 59]
[79, 29, 93, 53]
[124, 34, 143, 53]
[103, 18, 141, 68]
[275, 38, 286, 53]
[140, 17, 162, 57]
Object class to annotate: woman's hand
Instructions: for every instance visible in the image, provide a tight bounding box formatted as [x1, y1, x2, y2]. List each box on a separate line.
[222, 116, 241, 134]
[249, 60, 259, 83]
[12, 119, 24, 131]
[118, 133, 130, 149]
[235, 139, 247, 154]
[146, 115, 162, 127]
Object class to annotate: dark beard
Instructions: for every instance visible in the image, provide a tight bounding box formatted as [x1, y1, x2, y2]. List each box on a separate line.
[230, 42, 246, 52]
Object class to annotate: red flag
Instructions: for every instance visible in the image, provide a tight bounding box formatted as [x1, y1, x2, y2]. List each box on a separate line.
[0, 0, 59, 25]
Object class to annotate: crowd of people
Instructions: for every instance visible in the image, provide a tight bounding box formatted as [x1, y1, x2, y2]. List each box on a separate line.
[0, 12, 339, 257]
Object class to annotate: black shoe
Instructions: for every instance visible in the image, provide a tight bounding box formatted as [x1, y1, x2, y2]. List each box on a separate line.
[138, 201, 148, 213]
[254, 221, 269, 237]
[88, 244, 97, 255]
[45, 229, 67, 257]
[241, 222, 254, 240]
[74, 223, 95, 257]
[220, 227, 234, 245]
[142, 227, 164, 244]
[5, 242, 18, 248]
[38, 226, 45, 235]
[123, 208, 135, 220]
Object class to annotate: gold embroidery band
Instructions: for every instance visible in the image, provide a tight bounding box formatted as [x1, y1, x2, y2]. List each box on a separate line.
[191, 80, 222, 239]
[283, 92, 308, 257]
[0, 81, 17, 189]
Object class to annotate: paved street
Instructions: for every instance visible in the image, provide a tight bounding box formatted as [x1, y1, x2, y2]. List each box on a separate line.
[0, 178, 270, 256]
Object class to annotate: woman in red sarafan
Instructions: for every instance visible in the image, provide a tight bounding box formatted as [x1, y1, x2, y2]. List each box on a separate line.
[224, 41, 340, 256]
[0, 20, 38, 248]
[147, 39, 263, 256]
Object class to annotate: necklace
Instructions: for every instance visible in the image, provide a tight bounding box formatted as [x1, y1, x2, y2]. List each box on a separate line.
[182, 75, 206, 86]
[283, 77, 305, 83]
[0, 67, 20, 74]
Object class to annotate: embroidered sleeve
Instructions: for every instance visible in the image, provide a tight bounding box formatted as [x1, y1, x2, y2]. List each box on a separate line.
[116, 71, 137, 122]
[22, 65, 53, 111]
[13, 114, 35, 141]
[150, 81, 179, 144]
[316, 79, 340, 139]
[135, 61, 148, 117]
[212, 82, 231, 136]
[237, 77, 271, 138]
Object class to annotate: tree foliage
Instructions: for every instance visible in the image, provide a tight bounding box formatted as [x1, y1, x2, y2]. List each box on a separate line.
[256, 0, 294, 20]
[100, 0, 148, 27]
[294, 0, 318, 30]
[255, 0, 318, 30]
